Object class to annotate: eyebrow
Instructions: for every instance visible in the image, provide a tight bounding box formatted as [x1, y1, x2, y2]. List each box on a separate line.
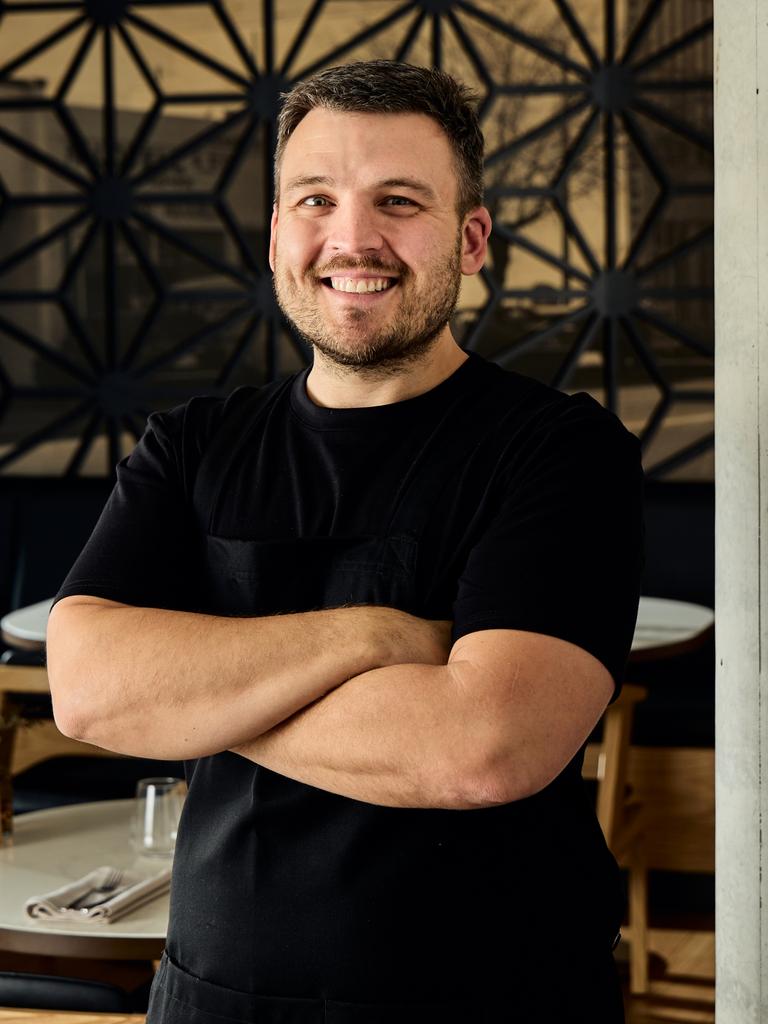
[283, 175, 334, 192]
[283, 174, 438, 202]
[377, 177, 438, 201]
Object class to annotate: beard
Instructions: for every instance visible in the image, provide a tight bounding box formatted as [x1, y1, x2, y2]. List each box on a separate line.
[272, 234, 463, 376]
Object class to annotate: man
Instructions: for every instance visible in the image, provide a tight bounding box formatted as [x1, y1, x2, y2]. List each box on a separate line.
[48, 60, 643, 1023]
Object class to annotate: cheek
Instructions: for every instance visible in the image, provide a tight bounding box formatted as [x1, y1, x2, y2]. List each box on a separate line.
[403, 238, 448, 277]
[275, 220, 325, 274]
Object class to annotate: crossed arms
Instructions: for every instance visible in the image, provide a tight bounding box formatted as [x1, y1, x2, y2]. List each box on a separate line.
[47, 598, 613, 809]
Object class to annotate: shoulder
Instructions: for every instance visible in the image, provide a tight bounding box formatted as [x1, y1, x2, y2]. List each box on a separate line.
[146, 377, 295, 452]
[126, 377, 298, 492]
[465, 354, 640, 468]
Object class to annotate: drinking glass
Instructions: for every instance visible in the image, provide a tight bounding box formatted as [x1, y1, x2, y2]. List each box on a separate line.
[131, 777, 186, 858]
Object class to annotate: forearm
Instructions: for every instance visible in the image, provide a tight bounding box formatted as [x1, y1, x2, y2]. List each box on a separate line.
[234, 628, 614, 811]
[232, 661, 497, 810]
[47, 599, 435, 760]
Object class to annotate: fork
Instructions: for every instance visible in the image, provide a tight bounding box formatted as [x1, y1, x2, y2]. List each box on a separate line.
[68, 868, 125, 911]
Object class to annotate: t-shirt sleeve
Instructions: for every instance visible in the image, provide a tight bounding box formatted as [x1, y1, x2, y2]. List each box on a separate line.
[451, 400, 644, 691]
[53, 403, 205, 612]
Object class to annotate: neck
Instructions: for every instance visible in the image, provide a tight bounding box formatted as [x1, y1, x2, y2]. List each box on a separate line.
[305, 331, 468, 409]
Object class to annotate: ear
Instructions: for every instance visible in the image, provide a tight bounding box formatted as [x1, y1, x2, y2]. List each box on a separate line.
[460, 206, 492, 276]
[268, 204, 279, 272]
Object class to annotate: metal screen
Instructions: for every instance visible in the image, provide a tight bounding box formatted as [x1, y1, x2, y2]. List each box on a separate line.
[0, 0, 713, 478]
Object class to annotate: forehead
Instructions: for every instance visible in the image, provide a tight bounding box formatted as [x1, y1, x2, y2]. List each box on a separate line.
[279, 107, 458, 201]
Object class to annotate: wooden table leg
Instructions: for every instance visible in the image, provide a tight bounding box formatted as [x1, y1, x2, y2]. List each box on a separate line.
[0, 694, 20, 844]
[0, 666, 54, 845]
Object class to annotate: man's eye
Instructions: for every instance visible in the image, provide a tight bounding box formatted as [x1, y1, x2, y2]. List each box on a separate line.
[301, 196, 329, 207]
[383, 196, 415, 206]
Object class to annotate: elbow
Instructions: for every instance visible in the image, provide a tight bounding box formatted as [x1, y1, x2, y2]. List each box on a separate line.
[51, 698, 91, 743]
[47, 656, 97, 742]
[50, 665, 122, 749]
[47, 598, 152, 756]
[46, 615, 102, 743]
[453, 773, 522, 810]
[451, 752, 551, 810]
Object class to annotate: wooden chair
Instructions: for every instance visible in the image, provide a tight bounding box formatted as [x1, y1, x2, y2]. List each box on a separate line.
[0, 664, 122, 840]
[583, 682, 649, 994]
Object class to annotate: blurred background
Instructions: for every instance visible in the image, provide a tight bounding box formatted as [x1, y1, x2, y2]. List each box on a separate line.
[0, 0, 712, 481]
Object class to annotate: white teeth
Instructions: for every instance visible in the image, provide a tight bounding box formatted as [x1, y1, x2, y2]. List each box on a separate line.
[329, 277, 395, 293]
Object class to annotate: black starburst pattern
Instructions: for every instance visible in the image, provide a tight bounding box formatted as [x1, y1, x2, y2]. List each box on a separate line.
[0, 0, 712, 478]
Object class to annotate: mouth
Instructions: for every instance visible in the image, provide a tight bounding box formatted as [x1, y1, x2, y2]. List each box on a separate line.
[319, 275, 399, 295]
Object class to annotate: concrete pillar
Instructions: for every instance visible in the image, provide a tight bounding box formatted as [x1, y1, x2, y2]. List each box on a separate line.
[715, 1, 768, 1020]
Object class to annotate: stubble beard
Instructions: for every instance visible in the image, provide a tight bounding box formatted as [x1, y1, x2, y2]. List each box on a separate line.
[273, 238, 463, 378]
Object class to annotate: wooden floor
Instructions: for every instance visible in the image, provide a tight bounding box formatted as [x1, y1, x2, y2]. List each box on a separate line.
[623, 926, 715, 1023]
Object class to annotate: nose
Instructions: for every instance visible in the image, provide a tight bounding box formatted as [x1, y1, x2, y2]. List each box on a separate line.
[327, 201, 384, 256]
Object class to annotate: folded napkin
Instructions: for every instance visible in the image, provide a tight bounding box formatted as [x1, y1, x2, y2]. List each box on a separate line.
[25, 864, 172, 925]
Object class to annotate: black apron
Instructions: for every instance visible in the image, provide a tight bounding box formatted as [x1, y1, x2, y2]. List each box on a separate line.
[147, 380, 625, 1023]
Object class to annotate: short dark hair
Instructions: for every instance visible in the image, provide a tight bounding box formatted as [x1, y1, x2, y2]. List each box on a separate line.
[274, 60, 484, 217]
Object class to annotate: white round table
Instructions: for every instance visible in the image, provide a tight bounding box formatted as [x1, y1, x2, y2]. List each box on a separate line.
[0, 799, 168, 958]
[630, 595, 714, 661]
[1, 598, 54, 651]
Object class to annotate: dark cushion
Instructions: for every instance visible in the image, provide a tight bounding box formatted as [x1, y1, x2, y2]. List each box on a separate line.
[0, 972, 133, 1012]
[13, 754, 185, 816]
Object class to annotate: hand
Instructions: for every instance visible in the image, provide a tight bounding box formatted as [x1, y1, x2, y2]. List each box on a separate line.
[376, 609, 453, 668]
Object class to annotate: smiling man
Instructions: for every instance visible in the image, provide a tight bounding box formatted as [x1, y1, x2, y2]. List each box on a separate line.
[47, 61, 643, 1023]
[270, 107, 475, 382]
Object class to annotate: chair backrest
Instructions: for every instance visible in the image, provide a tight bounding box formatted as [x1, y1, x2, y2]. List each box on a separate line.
[0, 664, 118, 833]
[0, 665, 89, 769]
[583, 683, 647, 854]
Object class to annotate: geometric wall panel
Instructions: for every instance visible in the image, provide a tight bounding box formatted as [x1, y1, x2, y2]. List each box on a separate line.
[0, 0, 713, 479]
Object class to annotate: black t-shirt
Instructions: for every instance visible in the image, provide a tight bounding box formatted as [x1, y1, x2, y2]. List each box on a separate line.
[56, 353, 643, 1001]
